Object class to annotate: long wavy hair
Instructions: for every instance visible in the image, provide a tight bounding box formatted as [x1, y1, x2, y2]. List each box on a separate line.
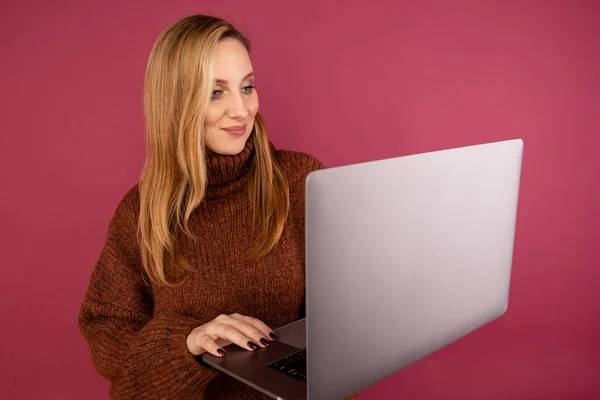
[139, 15, 290, 286]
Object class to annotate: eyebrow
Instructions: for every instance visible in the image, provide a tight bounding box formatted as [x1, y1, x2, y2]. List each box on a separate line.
[215, 72, 254, 85]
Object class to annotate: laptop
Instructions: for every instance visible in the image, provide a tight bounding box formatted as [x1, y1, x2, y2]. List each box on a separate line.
[202, 138, 524, 400]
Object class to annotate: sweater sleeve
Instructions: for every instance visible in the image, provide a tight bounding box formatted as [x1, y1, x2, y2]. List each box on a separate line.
[78, 188, 218, 399]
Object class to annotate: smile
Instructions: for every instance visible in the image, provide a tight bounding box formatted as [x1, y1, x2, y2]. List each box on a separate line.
[221, 125, 247, 136]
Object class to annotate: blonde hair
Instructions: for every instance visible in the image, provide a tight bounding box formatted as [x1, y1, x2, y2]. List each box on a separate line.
[139, 15, 289, 286]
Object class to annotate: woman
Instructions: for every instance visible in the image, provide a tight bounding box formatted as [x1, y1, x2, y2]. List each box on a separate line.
[78, 14, 344, 399]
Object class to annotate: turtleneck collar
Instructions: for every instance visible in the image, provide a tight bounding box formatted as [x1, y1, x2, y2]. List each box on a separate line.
[205, 139, 254, 199]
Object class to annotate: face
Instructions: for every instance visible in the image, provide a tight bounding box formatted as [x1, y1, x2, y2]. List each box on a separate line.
[203, 38, 258, 155]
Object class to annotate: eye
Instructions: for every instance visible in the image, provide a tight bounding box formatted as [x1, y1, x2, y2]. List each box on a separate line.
[242, 85, 255, 94]
[211, 89, 224, 99]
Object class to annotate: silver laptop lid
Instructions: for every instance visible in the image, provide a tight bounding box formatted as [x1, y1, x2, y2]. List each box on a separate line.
[305, 139, 523, 400]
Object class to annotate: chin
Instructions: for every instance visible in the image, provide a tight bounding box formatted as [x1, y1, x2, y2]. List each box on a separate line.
[211, 136, 249, 155]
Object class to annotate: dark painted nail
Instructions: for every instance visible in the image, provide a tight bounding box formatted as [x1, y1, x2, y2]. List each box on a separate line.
[260, 338, 270, 346]
[248, 341, 259, 350]
[269, 332, 278, 341]
[217, 348, 225, 356]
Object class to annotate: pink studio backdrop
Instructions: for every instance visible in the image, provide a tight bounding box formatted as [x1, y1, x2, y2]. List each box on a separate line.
[1, 0, 599, 399]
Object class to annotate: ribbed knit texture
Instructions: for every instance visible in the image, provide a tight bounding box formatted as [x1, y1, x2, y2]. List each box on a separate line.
[78, 140, 329, 399]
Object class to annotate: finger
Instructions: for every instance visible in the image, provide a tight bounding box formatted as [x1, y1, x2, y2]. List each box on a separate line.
[223, 314, 272, 348]
[214, 337, 232, 348]
[193, 333, 226, 357]
[230, 313, 276, 342]
[213, 314, 270, 347]
[208, 319, 264, 350]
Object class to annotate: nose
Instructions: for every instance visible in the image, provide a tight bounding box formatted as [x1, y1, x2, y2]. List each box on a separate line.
[226, 92, 249, 120]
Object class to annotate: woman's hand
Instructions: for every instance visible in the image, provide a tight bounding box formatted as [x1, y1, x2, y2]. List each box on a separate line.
[187, 313, 278, 357]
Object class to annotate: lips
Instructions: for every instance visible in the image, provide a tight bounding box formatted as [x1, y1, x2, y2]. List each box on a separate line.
[221, 124, 247, 136]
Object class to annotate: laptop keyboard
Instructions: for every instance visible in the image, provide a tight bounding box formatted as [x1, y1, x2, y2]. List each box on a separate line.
[267, 349, 307, 383]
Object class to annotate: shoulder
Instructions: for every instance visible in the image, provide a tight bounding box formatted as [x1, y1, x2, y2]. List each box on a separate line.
[108, 183, 141, 232]
[274, 149, 325, 199]
[121, 183, 141, 205]
[98, 183, 142, 262]
[117, 183, 140, 213]
[275, 149, 326, 181]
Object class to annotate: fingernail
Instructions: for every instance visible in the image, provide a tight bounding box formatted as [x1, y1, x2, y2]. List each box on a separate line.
[248, 341, 259, 350]
[217, 348, 225, 356]
[269, 332, 278, 341]
[260, 338, 270, 346]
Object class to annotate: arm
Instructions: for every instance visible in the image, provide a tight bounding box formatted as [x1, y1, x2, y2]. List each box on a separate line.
[78, 190, 218, 399]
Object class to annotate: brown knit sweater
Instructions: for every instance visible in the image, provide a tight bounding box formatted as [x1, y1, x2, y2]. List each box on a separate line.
[79, 140, 353, 399]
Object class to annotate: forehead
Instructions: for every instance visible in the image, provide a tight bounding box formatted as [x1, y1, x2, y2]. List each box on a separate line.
[213, 39, 253, 80]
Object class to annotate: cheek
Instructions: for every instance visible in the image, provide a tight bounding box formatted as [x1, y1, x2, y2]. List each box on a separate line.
[204, 106, 223, 129]
[247, 94, 259, 117]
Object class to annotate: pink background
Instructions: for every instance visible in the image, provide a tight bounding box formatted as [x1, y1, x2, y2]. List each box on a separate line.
[1, 0, 599, 399]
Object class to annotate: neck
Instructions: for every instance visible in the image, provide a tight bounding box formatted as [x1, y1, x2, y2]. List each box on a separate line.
[204, 139, 254, 199]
